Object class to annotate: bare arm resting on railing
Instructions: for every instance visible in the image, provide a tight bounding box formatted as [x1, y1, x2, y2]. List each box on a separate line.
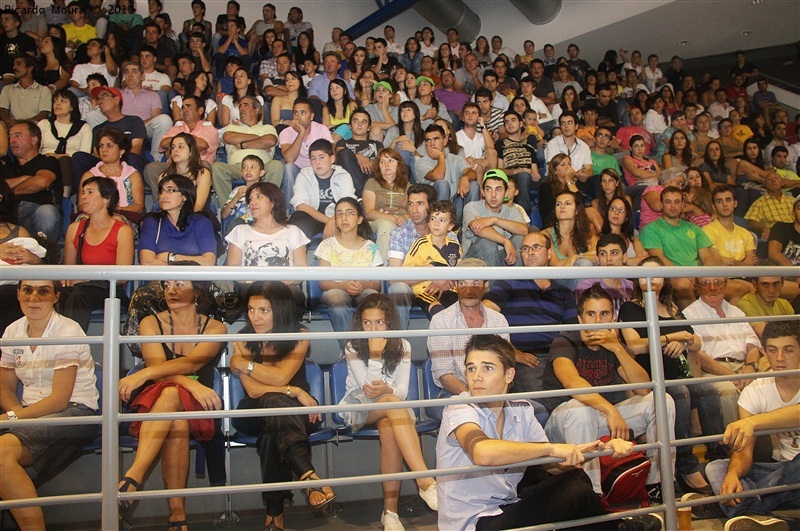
[723, 404, 800, 452]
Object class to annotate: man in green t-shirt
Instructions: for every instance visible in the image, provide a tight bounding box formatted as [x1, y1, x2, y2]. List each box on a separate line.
[640, 186, 717, 307]
[589, 126, 621, 176]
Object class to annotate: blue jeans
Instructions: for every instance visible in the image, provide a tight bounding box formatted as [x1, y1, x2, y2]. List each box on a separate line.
[282, 163, 302, 213]
[322, 288, 378, 348]
[429, 179, 479, 225]
[388, 282, 413, 330]
[669, 382, 724, 476]
[706, 453, 800, 518]
[17, 201, 60, 242]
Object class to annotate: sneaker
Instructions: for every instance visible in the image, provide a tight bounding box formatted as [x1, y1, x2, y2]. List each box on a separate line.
[418, 482, 438, 511]
[618, 513, 664, 531]
[646, 483, 663, 504]
[381, 509, 405, 531]
[680, 492, 725, 519]
[724, 515, 789, 531]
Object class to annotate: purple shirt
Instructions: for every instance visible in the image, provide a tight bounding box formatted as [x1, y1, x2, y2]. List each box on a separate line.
[121, 88, 162, 121]
[278, 122, 333, 168]
[435, 88, 470, 113]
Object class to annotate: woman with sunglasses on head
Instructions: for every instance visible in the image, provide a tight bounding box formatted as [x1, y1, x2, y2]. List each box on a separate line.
[117, 274, 225, 531]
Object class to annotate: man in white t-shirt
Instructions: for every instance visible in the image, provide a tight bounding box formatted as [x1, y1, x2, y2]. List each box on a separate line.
[544, 111, 593, 180]
[455, 102, 496, 181]
[701, 321, 799, 530]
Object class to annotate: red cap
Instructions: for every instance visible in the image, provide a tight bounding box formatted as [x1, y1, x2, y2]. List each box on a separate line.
[90, 86, 123, 105]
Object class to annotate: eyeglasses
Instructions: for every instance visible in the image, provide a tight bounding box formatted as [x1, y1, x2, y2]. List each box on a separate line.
[335, 209, 358, 218]
[609, 205, 626, 213]
[520, 244, 546, 253]
[698, 279, 727, 288]
[596, 133, 612, 139]
[159, 187, 181, 194]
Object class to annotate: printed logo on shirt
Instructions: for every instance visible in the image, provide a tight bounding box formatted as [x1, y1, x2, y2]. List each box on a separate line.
[13, 349, 23, 367]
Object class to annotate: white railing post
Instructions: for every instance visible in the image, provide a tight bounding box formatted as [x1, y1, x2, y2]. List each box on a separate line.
[643, 285, 677, 529]
[101, 296, 121, 531]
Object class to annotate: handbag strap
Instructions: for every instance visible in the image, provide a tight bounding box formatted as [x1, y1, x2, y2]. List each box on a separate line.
[75, 218, 89, 265]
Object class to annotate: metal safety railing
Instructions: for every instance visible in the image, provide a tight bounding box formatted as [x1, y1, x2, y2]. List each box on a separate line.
[0, 264, 798, 531]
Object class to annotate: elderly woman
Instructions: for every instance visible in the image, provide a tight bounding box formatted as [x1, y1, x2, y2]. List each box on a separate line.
[118, 275, 225, 530]
[1, 280, 99, 530]
[230, 282, 336, 531]
[62, 177, 135, 331]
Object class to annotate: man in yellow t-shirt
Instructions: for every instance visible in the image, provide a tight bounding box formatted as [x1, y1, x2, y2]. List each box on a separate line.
[736, 264, 795, 341]
[63, 1, 97, 48]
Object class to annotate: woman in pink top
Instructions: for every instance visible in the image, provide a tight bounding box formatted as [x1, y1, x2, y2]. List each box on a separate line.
[622, 134, 660, 186]
[79, 127, 145, 225]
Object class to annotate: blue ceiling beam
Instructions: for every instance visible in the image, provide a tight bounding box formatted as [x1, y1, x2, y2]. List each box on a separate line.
[345, 0, 422, 40]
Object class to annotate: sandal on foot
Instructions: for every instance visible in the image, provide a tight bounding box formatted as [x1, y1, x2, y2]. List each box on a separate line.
[167, 519, 188, 530]
[118, 476, 142, 519]
[264, 516, 284, 531]
[300, 472, 336, 511]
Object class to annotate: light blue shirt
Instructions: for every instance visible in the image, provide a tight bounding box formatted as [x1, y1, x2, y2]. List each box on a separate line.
[436, 396, 548, 531]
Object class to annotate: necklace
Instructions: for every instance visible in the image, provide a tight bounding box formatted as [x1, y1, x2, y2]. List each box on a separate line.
[168, 309, 202, 356]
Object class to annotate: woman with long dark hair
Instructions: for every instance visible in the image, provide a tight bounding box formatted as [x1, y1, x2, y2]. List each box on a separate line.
[219, 68, 262, 127]
[138, 175, 217, 266]
[171, 71, 217, 125]
[338, 294, 437, 529]
[158, 133, 213, 213]
[600, 196, 648, 265]
[545, 191, 597, 269]
[230, 281, 336, 531]
[398, 37, 422, 74]
[345, 46, 371, 85]
[618, 256, 724, 493]
[225, 182, 307, 313]
[696, 140, 734, 189]
[661, 129, 694, 170]
[271, 70, 307, 128]
[293, 30, 319, 71]
[323, 78, 357, 142]
[622, 134, 661, 187]
[36, 35, 71, 92]
[591, 168, 628, 217]
[539, 153, 580, 226]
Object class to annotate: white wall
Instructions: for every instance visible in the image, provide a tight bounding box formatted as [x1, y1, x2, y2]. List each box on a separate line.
[144, 0, 797, 66]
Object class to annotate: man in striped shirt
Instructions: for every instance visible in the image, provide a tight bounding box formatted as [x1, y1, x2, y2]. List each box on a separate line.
[482, 231, 578, 391]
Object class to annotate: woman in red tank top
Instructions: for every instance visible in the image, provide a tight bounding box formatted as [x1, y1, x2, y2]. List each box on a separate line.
[62, 176, 135, 331]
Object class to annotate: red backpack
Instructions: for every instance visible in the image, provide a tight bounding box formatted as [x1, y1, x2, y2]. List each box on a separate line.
[599, 435, 651, 511]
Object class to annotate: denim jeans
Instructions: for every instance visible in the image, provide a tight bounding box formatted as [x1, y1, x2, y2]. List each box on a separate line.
[429, 179, 479, 226]
[388, 282, 413, 330]
[322, 288, 378, 348]
[16, 201, 60, 243]
[706, 454, 800, 518]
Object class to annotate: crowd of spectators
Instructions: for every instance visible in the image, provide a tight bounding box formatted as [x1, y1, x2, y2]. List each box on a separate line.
[1, 2, 799, 531]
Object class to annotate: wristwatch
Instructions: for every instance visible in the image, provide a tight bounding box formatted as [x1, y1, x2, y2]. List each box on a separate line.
[246, 362, 254, 376]
[744, 361, 759, 372]
[5, 410, 17, 420]
[168, 252, 176, 264]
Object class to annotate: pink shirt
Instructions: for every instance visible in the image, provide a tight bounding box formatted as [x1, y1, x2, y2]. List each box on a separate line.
[616, 125, 654, 155]
[120, 88, 162, 121]
[160, 121, 220, 164]
[278, 121, 332, 169]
